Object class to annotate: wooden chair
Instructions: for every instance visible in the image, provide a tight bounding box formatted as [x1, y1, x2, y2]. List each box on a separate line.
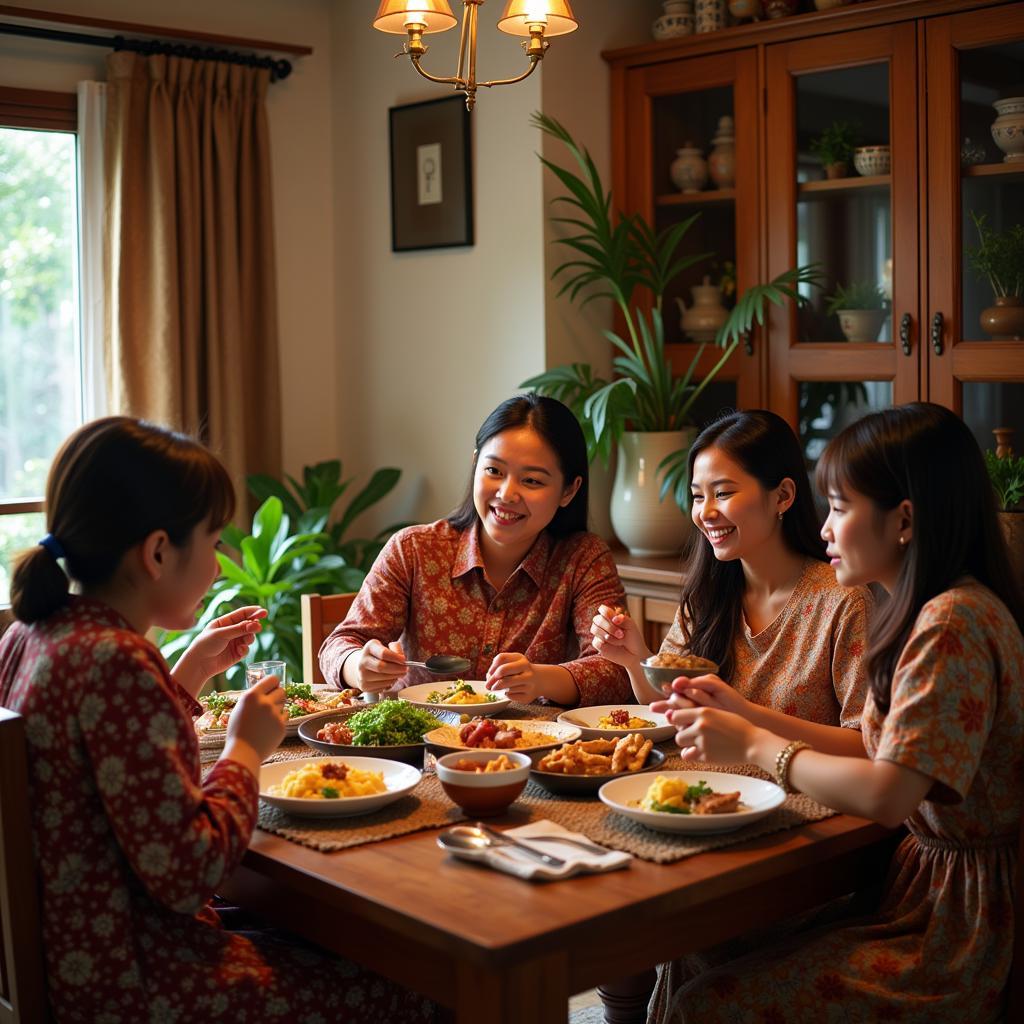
[0, 708, 48, 1023]
[300, 592, 358, 685]
[1010, 806, 1024, 1018]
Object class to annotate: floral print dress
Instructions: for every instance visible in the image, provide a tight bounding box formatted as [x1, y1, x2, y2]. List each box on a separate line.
[0, 597, 434, 1024]
[655, 582, 1023, 1023]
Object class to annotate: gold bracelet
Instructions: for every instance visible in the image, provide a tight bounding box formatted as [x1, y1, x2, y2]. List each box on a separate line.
[774, 739, 812, 794]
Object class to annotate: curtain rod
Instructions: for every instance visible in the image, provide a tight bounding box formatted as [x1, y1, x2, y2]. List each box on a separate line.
[0, 21, 294, 80]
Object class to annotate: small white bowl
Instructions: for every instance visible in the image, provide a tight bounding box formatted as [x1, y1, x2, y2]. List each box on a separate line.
[853, 144, 891, 176]
[398, 680, 511, 717]
[258, 756, 421, 817]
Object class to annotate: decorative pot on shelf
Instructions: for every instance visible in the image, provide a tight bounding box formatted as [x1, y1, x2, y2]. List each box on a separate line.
[991, 97, 1024, 163]
[670, 142, 708, 193]
[677, 276, 729, 342]
[728, 0, 762, 19]
[695, 0, 727, 34]
[708, 115, 736, 189]
[763, 0, 798, 17]
[836, 308, 888, 343]
[980, 296, 1024, 340]
[652, 0, 695, 40]
[961, 137, 987, 167]
[852, 144, 891, 176]
[610, 430, 696, 558]
[824, 161, 848, 179]
[1000, 511, 1024, 588]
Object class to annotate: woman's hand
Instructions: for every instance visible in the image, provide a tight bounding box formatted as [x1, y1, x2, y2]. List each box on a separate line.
[350, 639, 408, 693]
[227, 674, 287, 763]
[661, 674, 756, 720]
[173, 606, 266, 697]
[660, 706, 762, 763]
[591, 604, 650, 667]
[485, 652, 541, 703]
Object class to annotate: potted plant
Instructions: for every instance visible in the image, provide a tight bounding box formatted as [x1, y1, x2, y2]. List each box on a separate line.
[825, 280, 890, 343]
[985, 446, 1024, 587]
[522, 112, 822, 556]
[809, 120, 860, 179]
[966, 211, 1024, 340]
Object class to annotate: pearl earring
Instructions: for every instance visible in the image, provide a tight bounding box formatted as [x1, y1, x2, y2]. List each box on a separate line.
[898, 536, 908, 548]
[778, 512, 784, 521]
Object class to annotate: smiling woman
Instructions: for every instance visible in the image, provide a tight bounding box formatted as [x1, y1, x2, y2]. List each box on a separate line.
[319, 394, 631, 708]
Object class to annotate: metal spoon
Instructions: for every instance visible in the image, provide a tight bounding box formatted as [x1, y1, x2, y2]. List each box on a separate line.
[436, 825, 565, 867]
[403, 655, 472, 675]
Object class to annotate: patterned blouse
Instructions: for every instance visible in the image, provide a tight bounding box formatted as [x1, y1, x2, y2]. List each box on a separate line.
[0, 597, 431, 1024]
[657, 581, 1024, 1023]
[661, 559, 870, 727]
[319, 519, 630, 706]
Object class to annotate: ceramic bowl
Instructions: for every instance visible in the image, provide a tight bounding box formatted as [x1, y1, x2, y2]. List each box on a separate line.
[435, 749, 531, 816]
[640, 655, 719, 693]
[852, 145, 891, 176]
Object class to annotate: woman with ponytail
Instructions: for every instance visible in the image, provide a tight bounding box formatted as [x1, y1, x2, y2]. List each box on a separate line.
[652, 403, 1024, 1022]
[0, 417, 433, 1023]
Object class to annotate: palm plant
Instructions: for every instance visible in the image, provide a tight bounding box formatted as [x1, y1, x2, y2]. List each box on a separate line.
[523, 111, 823, 509]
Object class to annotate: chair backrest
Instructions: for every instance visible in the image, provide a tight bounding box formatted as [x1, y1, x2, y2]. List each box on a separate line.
[1009, 804, 1024, 1017]
[300, 592, 358, 685]
[0, 708, 48, 1023]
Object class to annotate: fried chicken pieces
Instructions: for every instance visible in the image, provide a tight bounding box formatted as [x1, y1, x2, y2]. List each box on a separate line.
[538, 733, 653, 776]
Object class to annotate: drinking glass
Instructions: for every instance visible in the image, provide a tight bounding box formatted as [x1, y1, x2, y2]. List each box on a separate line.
[245, 660, 286, 689]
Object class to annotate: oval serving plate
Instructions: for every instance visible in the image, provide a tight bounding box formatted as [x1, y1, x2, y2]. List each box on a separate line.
[258, 756, 421, 817]
[297, 709, 461, 767]
[423, 718, 581, 756]
[529, 746, 666, 797]
[556, 705, 674, 743]
[598, 770, 785, 835]
[398, 680, 512, 718]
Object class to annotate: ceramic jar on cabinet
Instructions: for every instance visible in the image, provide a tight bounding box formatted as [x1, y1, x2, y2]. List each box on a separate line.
[670, 143, 708, 192]
[708, 115, 735, 188]
[991, 97, 1024, 163]
[695, 0, 726, 34]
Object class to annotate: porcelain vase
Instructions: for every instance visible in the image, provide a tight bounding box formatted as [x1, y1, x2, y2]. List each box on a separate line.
[695, 0, 726, 34]
[610, 430, 695, 558]
[991, 97, 1024, 163]
[652, 0, 695, 40]
[708, 115, 736, 188]
[728, 0, 762, 20]
[670, 143, 708, 193]
[677, 275, 729, 342]
[980, 296, 1024, 340]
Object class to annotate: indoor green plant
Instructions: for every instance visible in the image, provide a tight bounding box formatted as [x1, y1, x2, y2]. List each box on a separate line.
[522, 112, 822, 553]
[985, 447, 1024, 587]
[825, 280, 890, 343]
[966, 211, 1024, 340]
[809, 120, 860, 179]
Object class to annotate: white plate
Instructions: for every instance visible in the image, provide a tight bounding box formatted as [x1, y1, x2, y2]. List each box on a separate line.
[598, 770, 785, 834]
[398, 680, 511, 717]
[556, 705, 674, 743]
[423, 718, 582, 754]
[258, 756, 421, 817]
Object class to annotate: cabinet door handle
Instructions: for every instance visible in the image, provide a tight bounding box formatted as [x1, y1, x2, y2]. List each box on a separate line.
[931, 312, 944, 356]
[899, 313, 912, 356]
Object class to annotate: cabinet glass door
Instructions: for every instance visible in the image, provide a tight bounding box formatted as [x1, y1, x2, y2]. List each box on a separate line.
[621, 49, 759, 416]
[925, 4, 1024, 444]
[765, 24, 920, 467]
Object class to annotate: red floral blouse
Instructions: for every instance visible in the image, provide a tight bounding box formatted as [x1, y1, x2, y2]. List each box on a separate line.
[0, 597, 432, 1023]
[319, 519, 630, 706]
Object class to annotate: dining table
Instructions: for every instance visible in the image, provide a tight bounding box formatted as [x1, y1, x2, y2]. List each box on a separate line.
[219, 731, 898, 1024]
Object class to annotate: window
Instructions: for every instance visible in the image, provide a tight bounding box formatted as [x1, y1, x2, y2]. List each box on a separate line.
[0, 88, 82, 604]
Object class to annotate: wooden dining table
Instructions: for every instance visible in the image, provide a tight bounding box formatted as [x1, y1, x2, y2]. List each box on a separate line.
[220, 807, 896, 1023]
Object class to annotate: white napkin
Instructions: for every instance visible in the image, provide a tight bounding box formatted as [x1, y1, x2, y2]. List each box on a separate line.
[462, 819, 632, 881]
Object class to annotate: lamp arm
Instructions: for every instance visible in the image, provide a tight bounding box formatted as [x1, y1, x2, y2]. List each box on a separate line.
[408, 55, 467, 88]
[478, 55, 541, 89]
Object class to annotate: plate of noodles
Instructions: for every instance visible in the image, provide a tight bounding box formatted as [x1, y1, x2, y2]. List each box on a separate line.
[258, 756, 421, 817]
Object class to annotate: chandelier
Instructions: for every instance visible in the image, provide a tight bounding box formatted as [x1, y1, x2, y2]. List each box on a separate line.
[372, 1, 579, 111]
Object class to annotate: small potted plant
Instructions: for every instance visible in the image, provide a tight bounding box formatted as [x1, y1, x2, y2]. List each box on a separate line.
[966, 211, 1024, 340]
[825, 280, 890, 342]
[985, 445, 1024, 586]
[810, 120, 860, 179]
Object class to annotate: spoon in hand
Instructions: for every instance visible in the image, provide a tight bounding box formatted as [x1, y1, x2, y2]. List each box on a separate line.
[403, 655, 472, 675]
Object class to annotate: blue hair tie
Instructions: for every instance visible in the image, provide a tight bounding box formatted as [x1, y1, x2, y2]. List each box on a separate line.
[39, 534, 66, 561]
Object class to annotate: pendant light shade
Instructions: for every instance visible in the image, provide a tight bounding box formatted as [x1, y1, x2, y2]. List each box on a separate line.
[497, 0, 578, 37]
[372, 0, 458, 34]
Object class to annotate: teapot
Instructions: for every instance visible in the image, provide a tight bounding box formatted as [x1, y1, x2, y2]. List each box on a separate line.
[676, 276, 729, 342]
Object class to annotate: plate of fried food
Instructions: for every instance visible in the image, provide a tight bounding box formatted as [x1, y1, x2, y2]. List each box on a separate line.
[423, 716, 581, 755]
[555, 704, 674, 743]
[529, 734, 666, 796]
[598, 770, 785, 834]
[398, 680, 512, 717]
[259, 756, 421, 817]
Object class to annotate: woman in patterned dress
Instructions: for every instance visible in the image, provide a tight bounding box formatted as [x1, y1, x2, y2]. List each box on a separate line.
[0, 417, 433, 1024]
[320, 394, 629, 707]
[652, 402, 1024, 1022]
[593, 410, 871, 743]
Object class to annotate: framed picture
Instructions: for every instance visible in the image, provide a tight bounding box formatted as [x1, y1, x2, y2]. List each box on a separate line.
[389, 95, 474, 252]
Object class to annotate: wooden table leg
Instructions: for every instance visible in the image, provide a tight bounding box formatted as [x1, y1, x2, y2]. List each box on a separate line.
[455, 951, 569, 1024]
[597, 967, 657, 1024]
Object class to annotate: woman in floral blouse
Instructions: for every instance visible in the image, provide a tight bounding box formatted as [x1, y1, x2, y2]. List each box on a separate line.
[0, 417, 433, 1024]
[320, 394, 629, 706]
[652, 403, 1024, 1022]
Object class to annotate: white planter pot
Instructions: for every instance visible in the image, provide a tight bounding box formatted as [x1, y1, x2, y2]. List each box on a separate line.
[610, 430, 695, 557]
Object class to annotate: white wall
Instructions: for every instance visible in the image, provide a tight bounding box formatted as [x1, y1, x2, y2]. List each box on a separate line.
[0, 0, 339, 480]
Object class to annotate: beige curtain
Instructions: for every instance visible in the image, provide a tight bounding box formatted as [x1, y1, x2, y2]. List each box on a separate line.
[103, 50, 281, 510]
